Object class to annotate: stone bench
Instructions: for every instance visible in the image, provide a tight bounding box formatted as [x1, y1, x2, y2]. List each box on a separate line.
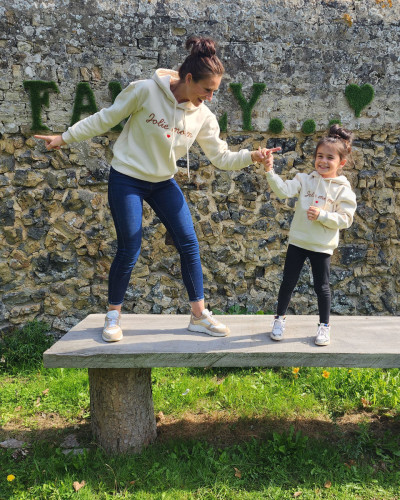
[43, 314, 400, 453]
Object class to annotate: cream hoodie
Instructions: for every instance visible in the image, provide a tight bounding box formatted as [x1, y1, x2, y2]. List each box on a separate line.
[62, 69, 252, 182]
[266, 170, 357, 255]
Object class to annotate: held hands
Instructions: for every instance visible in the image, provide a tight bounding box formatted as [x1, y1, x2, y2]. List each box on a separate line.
[307, 206, 320, 221]
[34, 134, 66, 150]
[251, 147, 282, 171]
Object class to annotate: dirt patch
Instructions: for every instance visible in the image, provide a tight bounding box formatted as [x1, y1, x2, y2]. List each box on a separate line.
[1, 410, 399, 449]
[155, 410, 400, 446]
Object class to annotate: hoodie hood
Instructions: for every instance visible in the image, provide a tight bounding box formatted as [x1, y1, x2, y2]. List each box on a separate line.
[309, 170, 352, 187]
[152, 69, 199, 111]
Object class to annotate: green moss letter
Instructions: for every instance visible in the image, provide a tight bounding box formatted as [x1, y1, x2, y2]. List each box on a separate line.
[23, 80, 60, 131]
[70, 82, 98, 125]
[108, 81, 123, 132]
[229, 83, 266, 131]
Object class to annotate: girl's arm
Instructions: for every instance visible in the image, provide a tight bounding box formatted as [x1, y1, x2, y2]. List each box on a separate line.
[262, 150, 302, 199]
[316, 189, 357, 229]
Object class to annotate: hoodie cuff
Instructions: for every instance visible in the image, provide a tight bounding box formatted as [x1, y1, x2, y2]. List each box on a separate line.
[62, 130, 74, 144]
[317, 209, 328, 222]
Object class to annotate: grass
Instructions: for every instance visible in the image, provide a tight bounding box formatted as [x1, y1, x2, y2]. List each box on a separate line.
[1, 366, 400, 499]
[1, 321, 400, 498]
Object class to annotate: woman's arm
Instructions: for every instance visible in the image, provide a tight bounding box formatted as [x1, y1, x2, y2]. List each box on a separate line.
[62, 82, 143, 144]
[196, 114, 269, 170]
[35, 82, 143, 148]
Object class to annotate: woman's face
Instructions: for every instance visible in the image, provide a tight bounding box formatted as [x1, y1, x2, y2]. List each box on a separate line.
[185, 73, 222, 107]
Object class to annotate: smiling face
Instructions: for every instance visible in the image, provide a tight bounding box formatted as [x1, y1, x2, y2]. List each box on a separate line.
[315, 143, 347, 178]
[185, 73, 222, 107]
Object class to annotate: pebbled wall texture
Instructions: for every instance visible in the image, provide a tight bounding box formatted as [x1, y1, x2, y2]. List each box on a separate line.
[0, 0, 399, 333]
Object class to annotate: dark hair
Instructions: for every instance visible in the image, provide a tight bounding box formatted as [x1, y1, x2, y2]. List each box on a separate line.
[315, 124, 353, 162]
[178, 36, 225, 82]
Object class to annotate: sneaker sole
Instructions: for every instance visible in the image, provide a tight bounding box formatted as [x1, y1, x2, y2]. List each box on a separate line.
[188, 324, 229, 337]
[102, 332, 123, 342]
[315, 339, 330, 346]
[270, 333, 284, 341]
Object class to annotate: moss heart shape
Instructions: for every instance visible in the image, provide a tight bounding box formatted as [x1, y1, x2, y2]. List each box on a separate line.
[345, 84, 374, 118]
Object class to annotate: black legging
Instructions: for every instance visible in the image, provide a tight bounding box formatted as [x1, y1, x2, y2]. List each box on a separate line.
[277, 244, 331, 324]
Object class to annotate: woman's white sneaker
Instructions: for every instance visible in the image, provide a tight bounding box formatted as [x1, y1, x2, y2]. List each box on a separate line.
[315, 323, 330, 346]
[102, 310, 123, 342]
[188, 309, 230, 337]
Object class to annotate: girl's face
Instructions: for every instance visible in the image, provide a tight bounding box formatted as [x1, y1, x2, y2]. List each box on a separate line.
[185, 73, 222, 107]
[315, 143, 346, 178]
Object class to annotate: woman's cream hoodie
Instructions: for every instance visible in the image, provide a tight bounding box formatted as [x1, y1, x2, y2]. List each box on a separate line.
[62, 69, 252, 182]
[266, 170, 357, 255]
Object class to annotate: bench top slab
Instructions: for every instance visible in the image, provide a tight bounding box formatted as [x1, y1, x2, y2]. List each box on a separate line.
[43, 314, 400, 369]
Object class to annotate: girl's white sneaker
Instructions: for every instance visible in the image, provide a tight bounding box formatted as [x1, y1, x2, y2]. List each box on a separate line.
[270, 316, 286, 341]
[315, 323, 330, 346]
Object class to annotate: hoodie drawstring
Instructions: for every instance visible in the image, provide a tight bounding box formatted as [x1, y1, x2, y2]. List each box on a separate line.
[169, 99, 177, 161]
[169, 102, 191, 181]
[182, 110, 190, 180]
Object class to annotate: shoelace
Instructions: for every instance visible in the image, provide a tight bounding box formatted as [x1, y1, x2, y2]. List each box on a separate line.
[317, 325, 329, 338]
[106, 313, 119, 328]
[203, 310, 216, 324]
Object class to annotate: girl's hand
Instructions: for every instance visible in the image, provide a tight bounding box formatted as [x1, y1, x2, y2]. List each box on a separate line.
[34, 134, 66, 150]
[307, 206, 320, 220]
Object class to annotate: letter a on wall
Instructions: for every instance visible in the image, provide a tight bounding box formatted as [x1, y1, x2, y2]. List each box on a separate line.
[70, 82, 98, 125]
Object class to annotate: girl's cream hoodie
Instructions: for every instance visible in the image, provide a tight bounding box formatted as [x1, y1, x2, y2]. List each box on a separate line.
[266, 170, 357, 255]
[62, 69, 252, 182]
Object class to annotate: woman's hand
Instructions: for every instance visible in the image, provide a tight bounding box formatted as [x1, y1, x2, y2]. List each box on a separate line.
[34, 134, 66, 150]
[307, 206, 320, 220]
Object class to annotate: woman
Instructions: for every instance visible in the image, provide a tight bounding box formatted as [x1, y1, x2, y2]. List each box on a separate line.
[36, 36, 269, 342]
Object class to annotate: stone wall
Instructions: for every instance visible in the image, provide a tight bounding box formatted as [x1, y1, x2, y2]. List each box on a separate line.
[0, 0, 399, 333]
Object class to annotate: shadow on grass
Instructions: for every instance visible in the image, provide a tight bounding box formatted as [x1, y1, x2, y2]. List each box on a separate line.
[2, 411, 400, 450]
[1, 414, 400, 499]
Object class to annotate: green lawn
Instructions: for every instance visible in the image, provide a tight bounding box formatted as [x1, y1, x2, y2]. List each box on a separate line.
[1, 365, 400, 499]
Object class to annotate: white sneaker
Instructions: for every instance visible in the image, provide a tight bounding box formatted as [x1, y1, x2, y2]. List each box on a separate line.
[270, 316, 286, 341]
[188, 309, 230, 337]
[102, 310, 123, 342]
[315, 323, 330, 346]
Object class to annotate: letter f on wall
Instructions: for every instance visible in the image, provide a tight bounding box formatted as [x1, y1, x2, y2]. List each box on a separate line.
[23, 80, 60, 131]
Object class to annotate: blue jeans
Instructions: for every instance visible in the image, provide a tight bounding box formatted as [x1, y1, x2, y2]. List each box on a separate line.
[107, 168, 204, 305]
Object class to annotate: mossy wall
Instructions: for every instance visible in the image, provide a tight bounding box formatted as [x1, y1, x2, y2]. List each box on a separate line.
[0, 0, 399, 332]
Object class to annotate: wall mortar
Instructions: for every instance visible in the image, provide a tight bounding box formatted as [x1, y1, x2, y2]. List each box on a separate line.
[0, 0, 399, 333]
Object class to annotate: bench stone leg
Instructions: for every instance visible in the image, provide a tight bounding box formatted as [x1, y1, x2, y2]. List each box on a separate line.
[88, 367, 157, 454]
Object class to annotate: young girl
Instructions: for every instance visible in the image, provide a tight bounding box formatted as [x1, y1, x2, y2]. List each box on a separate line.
[262, 125, 357, 345]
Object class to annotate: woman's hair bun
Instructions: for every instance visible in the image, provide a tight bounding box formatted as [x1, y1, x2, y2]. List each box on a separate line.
[186, 36, 216, 58]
